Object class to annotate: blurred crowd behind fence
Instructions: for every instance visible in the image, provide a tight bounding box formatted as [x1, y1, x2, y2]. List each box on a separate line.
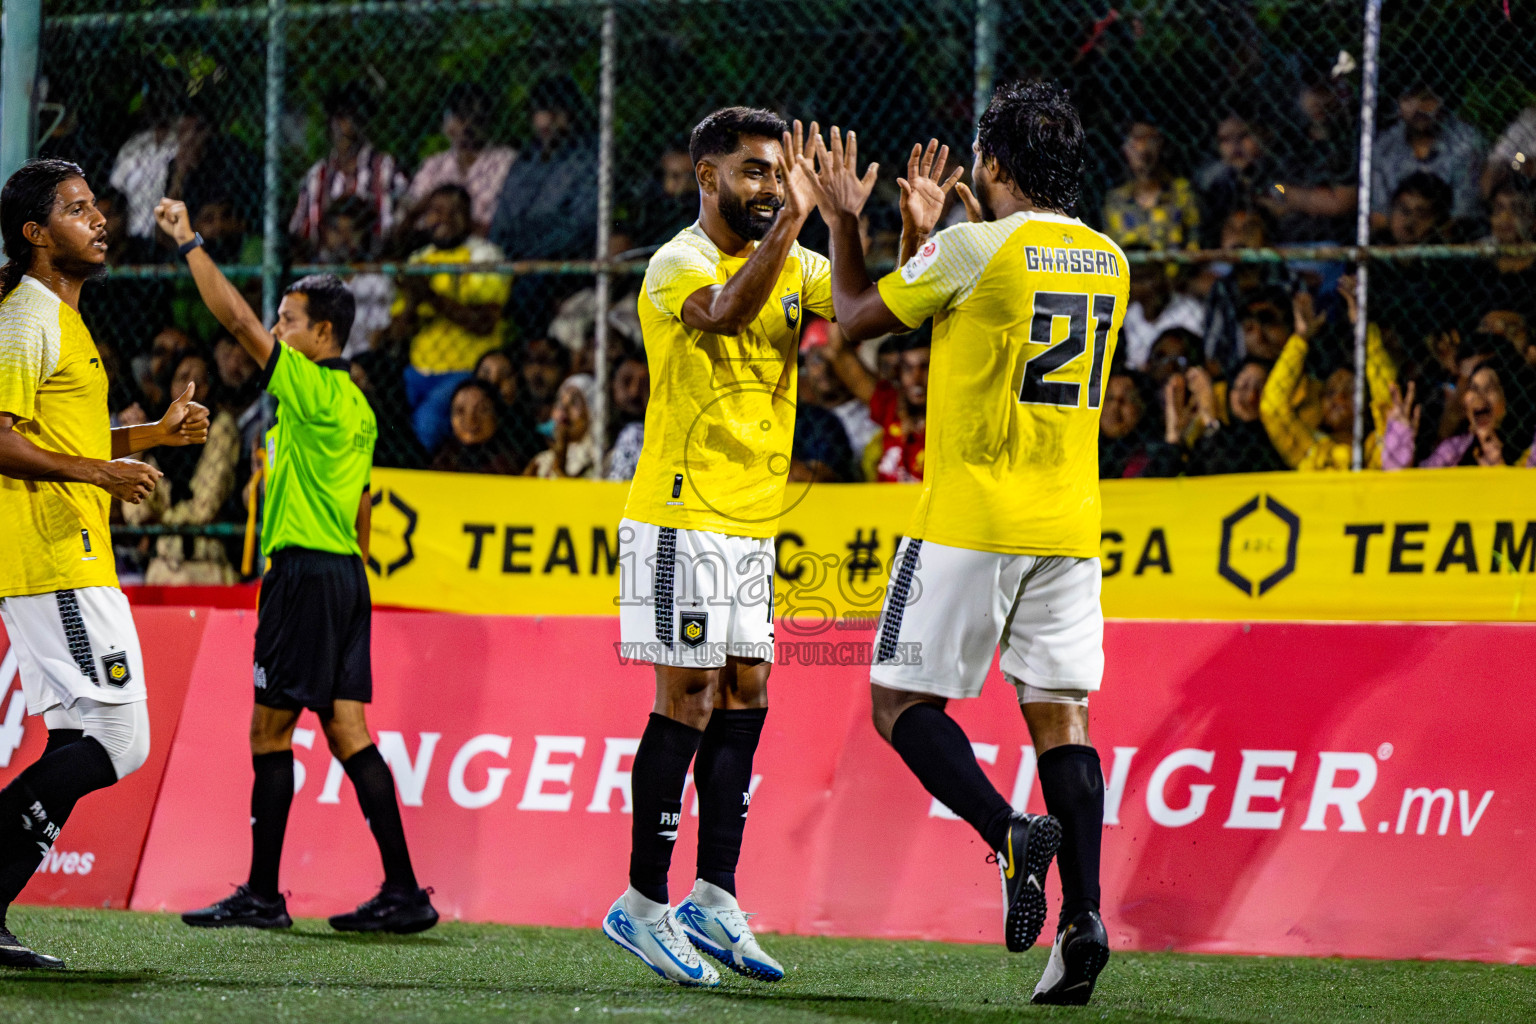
[8, 0, 1536, 552]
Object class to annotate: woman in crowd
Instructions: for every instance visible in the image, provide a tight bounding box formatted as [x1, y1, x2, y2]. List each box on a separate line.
[431, 377, 531, 475]
[1183, 360, 1289, 475]
[1383, 365, 1536, 469]
[1099, 370, 1183, 478]
[525, 373, 603, 479]
[121, 348, 240, 583]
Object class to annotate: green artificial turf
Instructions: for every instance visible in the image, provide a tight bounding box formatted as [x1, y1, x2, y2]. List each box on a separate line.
[0, 907, 1530, 1023]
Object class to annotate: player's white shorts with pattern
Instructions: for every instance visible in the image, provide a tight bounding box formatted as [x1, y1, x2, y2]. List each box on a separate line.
[0, 586, 148, 714]
[869, 538, 1104, 701]
[616, 518, 776, 669]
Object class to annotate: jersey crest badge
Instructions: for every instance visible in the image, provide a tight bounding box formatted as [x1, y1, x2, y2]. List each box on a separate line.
[781, 292, 801, 329]
[679, 611, 708, 649]
[901, 239, 940, 282]
[102, 651, 132, 688]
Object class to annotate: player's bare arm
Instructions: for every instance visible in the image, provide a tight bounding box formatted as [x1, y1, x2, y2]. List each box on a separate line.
[806, 127, 907, 341]
[680, 121, 818, 336]
[897, 139, 964, 264]
[110, 380, 210, 457]
[356, 487, 371, 565]
[153, 198, 275, 368]
[0, 410, 160, 503]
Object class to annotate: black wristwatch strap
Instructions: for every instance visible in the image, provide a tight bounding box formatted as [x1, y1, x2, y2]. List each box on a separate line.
[177, 232, 204, 257]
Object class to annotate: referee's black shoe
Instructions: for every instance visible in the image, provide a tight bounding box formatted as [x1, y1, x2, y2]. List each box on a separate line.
[329, 883, 438, 934]
[182, 885, 293, 929]
[989, 812, 1062, 953]
[0, 926, 65, 970]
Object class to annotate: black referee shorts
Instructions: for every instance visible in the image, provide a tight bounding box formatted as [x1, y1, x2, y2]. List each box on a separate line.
[253, 547, 372, 711]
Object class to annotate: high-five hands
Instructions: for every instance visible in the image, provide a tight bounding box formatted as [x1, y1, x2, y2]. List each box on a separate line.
[897, 139, 963, 238]
[777, 119, 821, 228]
[804, 126, 880, 222]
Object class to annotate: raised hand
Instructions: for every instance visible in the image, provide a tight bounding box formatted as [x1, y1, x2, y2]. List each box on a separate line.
[897, 139, 964, 239]
[96, 458, 162, 505]
[1292, 290, 1327, 341]
[809, 126, 879, 222]
[153, 197, 195, 246]
[954, 181, 984, 223]
[1386, 381, 1420, 432]
[778, 119, 821, 228]
[157, 381, 211, 447]
[1473, 422, 1504, 466]
[1185, 366, 1219, 428]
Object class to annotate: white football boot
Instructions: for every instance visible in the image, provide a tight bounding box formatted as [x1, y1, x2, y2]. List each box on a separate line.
[602, 889, 721, 987]
[1032, 908, 1110, 1005]
[675, 880, 785, 982]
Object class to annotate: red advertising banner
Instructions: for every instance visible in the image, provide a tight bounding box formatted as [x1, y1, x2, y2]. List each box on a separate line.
[127, 610, 1536, 964]
[0, 606, 204, 908]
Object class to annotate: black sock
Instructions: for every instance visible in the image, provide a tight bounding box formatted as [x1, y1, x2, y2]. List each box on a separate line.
[628, 713, 703, 905]
[343, 745, 417, 892]
[0, 737, 117, 920]
[44, 729, 85, 756]
[247, 750, 294, 900]
[1037, 744, 1103, 924]
[889, 703, 1015, 851]
[693, 707, 767, 897]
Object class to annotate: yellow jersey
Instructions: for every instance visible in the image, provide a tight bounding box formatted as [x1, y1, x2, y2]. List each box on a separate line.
[0, 276, 116, 597]
[394, 236, 512, 374]
[625, 224, 833, 537]
[876, 211, 1129, 557]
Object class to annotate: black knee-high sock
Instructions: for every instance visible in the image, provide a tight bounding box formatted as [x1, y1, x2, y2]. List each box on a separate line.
[247, 751, 294, 900]
[1036, 744, 1103, 924]
[889, 703, 1015, 851]
[693, 707, 766, 897]
[628, 713, 703, 905]
[343, 745, 417, 891]
[0, 737, 117, 922]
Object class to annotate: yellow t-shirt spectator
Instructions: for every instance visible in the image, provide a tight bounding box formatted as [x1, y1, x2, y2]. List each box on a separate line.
[393, 236, 511, 374]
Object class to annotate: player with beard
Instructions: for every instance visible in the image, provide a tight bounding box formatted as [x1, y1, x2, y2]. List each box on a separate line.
[805, 83, 1126, 1005]
[601, 108, 829, 987]
[0, 159, 209, 968]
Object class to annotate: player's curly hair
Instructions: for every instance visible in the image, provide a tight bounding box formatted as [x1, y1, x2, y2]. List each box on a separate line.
[0, 158, 86, 302]
[689, 107, 789, 166]
[976, 81, 1084, 215]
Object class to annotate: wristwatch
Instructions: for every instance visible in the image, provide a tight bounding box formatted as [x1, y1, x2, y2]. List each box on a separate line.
[177, 232, 204, 257]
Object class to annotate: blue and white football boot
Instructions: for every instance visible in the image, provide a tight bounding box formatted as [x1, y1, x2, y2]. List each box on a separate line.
[675, 880, 785, 982]
[603, 890, 721, 988]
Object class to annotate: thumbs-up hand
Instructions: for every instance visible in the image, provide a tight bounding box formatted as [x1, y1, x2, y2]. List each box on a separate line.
[157, 381, 211, 447]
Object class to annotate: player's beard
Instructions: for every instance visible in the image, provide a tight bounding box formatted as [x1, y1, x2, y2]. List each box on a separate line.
[718, 182, 778, 242]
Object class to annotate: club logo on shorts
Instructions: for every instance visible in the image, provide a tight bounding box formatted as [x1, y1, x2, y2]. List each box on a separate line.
[101, 651, 131, 688]
[679, 611, 708, 649]
[781, 292, 801, 329]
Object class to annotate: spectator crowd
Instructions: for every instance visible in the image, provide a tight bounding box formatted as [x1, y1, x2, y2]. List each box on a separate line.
[63, 65, 1536, 581]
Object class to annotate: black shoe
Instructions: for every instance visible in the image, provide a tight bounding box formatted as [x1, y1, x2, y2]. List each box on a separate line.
[1032, 908, 1110, 1005]
[182, 885, 293, 929]
[0, 926, 65, 970]
[989, 813, 1061, 953]
[329, 883, 438, 934]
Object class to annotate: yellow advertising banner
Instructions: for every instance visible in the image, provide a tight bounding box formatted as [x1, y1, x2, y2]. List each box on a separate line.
[365, 467, 1535, 621]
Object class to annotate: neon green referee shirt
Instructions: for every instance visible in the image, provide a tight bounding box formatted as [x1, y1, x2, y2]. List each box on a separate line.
[260, 342, 377, 558]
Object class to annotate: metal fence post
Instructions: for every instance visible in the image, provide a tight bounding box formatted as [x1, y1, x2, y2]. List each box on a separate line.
[262, 0, 286, 326]
[592, 1, 616, 458]
[0, 0, 42, 184]
[1351, 0, 1383, 471]
[973, 0, 996, 129]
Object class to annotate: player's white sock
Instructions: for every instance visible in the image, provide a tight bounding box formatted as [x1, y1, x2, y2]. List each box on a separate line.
[688, 879, 740, 911]
[622, 886, 669, 924]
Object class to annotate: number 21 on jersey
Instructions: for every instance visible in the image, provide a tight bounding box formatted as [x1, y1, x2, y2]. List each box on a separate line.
[1017, 291, 1117, 409]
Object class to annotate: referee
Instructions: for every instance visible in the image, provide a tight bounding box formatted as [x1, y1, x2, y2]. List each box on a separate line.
[154, 198, 437, 934]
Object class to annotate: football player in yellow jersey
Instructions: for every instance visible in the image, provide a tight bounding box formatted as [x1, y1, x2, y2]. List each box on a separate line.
[602, 109, 828, 988]
[0, 159, 209, 969]
[805, 83, 1121, 1005]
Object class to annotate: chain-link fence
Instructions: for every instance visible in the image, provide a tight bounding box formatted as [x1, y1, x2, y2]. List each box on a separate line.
[14, 0, 1536, 564]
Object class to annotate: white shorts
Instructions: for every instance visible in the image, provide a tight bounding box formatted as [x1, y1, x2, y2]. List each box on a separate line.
[869, 538, 1103, 701]
[0, 587, 147, 714]
[616, 518, 775, 669]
